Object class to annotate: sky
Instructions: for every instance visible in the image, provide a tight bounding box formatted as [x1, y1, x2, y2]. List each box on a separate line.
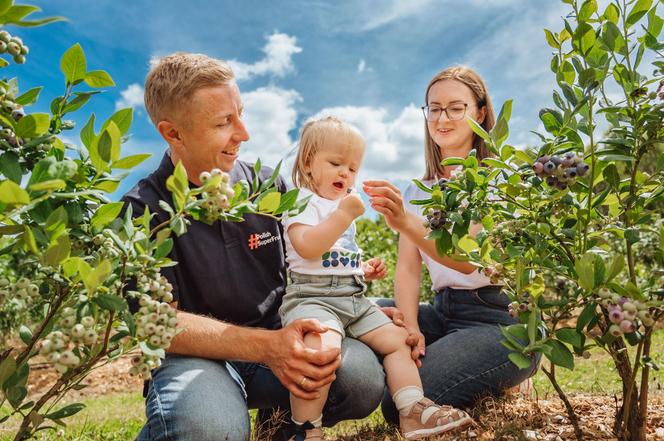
[7, 0, 584, 202]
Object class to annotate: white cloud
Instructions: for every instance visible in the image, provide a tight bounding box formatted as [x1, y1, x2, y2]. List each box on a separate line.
[308, 104, 425, 181]
[239, 86, 302, 169]
[359, 0, 434, 31]
[357, 59, 367, 73]
[229, 32, 302, 81]
[115, 83, 145, 111]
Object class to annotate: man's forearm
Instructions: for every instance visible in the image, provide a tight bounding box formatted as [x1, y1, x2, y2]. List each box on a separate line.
[166, 310, 273, 362]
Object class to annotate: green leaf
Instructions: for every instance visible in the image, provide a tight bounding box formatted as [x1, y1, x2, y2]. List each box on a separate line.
[544, 29, 560, 49]
[83, 260, 111, 295]
[275, 188, 299, 214]
[15, 86, 42, 106]
[0, 152, 22, 183]
[60, 43, 87, 85]
[22, 226, 38, 254]
[258, 192, 281, 213]
[18, 325, 32, 345]
[0, 0, 12, 16]
[545, 340, 575, 370]
[575, 252, 596, 291]
[0, 180, 29, 205]
[43, 235, 70, 267]
[556, 328, 583, 349]
[97, 122, 121, 163]
[575, 22, 597, 54]
[578, 0, 597, 21]
[80, 113, 96, 149]
[626, 0, 653, 27]
[45, 206, 68, 238]
[602, 21, 624, 52]
[62, 92, 93, 114]
[603, 3, 619, 24]
[456, 235, 478, 254]
[93, 293, 127, 311]
[466, 117, 491, 142]
[0, 355, 16, 386]
[508, 352, 532, 370]
[606, 255, 625, 283]
[102, 108, 133, 136]
[111, 153, 151, 169]
[91, 202, 124, 230]
[29, 179, 66, 192]
[15, 113, 50, 138]
[84, 70, 115, 88]
[45, 403, 86, 420]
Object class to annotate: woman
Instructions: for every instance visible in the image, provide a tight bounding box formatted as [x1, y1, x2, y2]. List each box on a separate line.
[363, 66, 538, 423]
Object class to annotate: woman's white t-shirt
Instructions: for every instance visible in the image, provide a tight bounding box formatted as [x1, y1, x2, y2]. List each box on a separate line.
[283, 188, 363, 276]
[403, 181, 491, 290]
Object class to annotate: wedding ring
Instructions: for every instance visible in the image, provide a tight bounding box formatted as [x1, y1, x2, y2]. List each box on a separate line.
[299, 376, 307, 387]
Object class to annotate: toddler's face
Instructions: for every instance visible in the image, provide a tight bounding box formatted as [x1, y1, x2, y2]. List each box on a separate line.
[306, 141, 364, 200]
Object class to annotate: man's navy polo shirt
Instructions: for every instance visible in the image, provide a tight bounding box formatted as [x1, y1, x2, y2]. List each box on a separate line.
[122, 152, 287, 329]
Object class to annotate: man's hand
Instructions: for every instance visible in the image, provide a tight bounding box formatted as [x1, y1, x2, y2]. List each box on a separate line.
[363, 257, 387, 281]
[264, 319, 341, 400]
[338, 191, 365, 220]
[379, 306, 424, 368]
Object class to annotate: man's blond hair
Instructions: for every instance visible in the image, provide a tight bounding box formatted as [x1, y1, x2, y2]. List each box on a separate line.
[144, 52, 235, 126]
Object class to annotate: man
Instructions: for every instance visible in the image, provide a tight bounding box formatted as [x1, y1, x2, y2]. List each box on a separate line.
[122, 53, 388, 441]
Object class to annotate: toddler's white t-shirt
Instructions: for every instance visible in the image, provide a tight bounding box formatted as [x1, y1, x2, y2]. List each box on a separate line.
[284, 188, 363, 276]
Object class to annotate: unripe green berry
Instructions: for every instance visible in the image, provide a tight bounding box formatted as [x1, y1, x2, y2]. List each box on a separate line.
[54, 363, 68, 374]
[7, 41, 20, 56]
[0, 31, 10, 43]
[12, 54, 25, 64]
[81, 316, 95, 328]
[149, 335, 162, 346]
[16, 277, 30, 289]
[71, 324, 85, 338]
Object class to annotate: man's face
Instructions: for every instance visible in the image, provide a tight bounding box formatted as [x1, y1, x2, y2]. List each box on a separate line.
[172, 82, 249, 179]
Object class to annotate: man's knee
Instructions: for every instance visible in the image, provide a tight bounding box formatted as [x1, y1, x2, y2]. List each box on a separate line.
[143, 356, 251, 441]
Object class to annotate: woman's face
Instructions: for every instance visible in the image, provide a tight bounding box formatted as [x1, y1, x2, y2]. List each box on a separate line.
[426, 79, 486, 158]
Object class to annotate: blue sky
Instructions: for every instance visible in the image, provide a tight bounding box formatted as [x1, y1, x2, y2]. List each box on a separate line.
[9, 0, 579, 200]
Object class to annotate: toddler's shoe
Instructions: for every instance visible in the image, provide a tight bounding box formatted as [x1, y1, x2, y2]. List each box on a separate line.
[287, 421, 325, 441]
[399, 397, 473, 440]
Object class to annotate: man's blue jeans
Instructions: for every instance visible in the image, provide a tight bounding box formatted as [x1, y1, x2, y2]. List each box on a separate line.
[377, 286, 540, 424]
[136, 338, 384, 441]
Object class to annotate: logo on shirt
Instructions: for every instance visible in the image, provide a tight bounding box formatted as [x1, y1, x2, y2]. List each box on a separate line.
[248, 231, 280, 250]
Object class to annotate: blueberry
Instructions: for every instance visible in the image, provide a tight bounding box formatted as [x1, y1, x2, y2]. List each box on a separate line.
[543, 161, 556, 174]
[532, 162, 544, 174]
[576, 163, 589, 176]
[546, 176, 557, 186]
[538, 155, 550, 164]
[564, 168, 577, 178]
[556, 181, 568, 190]
[551, 156, 562, 166]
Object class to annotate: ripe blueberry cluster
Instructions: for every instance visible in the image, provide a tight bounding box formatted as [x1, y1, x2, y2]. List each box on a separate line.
[38, 308, 99, 374]
[0, 30, 29, 64]
[508, 292, 533, 318]
[424, 208, 449, 231]
[0, 276, 40, 307]
[199, 169, 235, 222]
[598, 288, 654, 337]
[532, 152, 589, 190]
[483, 263, 504, 285]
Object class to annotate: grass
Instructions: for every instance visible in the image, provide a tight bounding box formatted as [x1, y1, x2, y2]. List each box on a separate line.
[1, 332, 662, 440]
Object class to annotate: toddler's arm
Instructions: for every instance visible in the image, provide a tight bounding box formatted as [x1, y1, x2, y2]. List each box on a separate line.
[289, 192, 364, 259]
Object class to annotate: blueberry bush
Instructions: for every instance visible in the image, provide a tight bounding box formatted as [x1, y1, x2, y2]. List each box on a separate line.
[415, 1, 663, 440]
[0, 3, 302, 440]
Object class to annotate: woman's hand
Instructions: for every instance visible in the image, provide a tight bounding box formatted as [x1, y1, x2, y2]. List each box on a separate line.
[363, 257, 387, 281]
[362, 180, 408, 232]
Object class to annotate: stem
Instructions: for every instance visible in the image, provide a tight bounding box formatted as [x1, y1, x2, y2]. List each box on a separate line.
[15, 285, 69, 366]
[542, 364, 584, 441]
[636, 327, 653, 441]
[620, 337, 644, 439]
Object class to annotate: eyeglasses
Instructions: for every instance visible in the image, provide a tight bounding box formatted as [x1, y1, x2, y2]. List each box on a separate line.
[421, 103, 470, 122]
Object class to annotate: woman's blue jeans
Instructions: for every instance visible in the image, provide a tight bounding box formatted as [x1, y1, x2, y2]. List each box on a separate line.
[136, 338, 384, 441]
[377, 286, 540, 424]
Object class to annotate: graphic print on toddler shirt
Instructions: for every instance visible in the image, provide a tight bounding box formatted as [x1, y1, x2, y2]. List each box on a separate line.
[321, 223, 361, 269]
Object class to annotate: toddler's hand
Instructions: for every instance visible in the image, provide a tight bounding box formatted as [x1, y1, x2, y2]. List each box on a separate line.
[363, 257, 387, 281]
[338, 190, 365, 220]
